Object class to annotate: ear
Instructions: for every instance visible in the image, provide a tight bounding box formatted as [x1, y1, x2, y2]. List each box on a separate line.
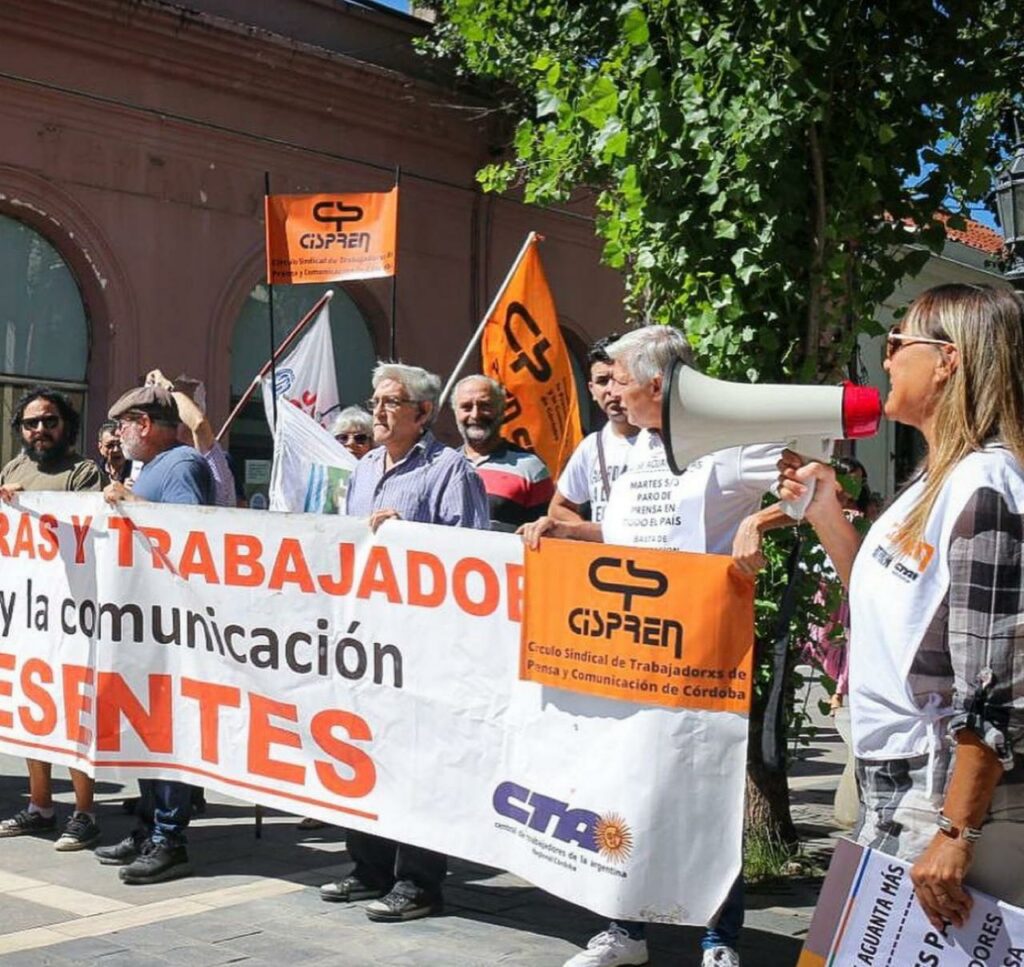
[416, 401, 434, 428]
[649, 373, 663, 399]
[936, 344, 959, 382]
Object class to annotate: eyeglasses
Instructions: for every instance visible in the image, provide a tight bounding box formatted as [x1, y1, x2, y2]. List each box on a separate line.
[885, 326, 955, 360]
[365, 396, 418, 412]
[116, 412, 148, 429]
[19, 415, 60, 430]
[336, 432, 370, 445]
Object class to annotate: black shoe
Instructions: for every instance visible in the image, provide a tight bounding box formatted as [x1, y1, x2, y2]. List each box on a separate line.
[365, 887, 443, 922]
[119, 842, 191, 885]
[95, 831, 147, 866]
[54, 812, 101, 852]
[320, 875, 388, 902]
[0, 808, 57, 838]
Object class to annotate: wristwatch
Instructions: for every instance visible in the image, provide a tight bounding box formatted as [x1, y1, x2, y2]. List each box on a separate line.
[936, 811, 983, 843]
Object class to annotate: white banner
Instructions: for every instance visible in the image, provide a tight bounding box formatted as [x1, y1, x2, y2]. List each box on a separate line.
[0, 493, 747, 925]
[269, 402, 356, 513]
[800, 839, 1024, 966]
[261, 303, 341, 431]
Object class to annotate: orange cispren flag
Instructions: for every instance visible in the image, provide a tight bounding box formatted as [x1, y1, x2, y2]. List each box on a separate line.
[265, 188, 398, 285]
[522, 540, 755, 713]
[480, 238, 583, 478]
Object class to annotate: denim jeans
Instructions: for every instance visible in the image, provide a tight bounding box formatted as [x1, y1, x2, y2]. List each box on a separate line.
[136, 779, 194, 847]
[616, 874, 744, 950]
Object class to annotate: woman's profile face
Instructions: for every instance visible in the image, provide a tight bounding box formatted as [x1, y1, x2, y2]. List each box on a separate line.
[882, 324, 952, 430]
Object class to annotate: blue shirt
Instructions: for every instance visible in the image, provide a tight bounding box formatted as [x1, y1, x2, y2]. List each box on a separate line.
[134, 445, 214, 506]
[345, 432, 490, 529]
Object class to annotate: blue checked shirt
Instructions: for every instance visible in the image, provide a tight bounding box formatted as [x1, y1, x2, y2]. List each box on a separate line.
[345, 431, 490, 530]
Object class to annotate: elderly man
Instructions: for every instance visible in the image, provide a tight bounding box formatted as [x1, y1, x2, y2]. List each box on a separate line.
[452, 374, 553, 532]
[0, 388, 103, 851]
[97, 419, 129, 484]
[522, 326, 791, 967]
[320, 362, 489, 921]
[549, 333, 638, 525]
[95, 384, 214, 884]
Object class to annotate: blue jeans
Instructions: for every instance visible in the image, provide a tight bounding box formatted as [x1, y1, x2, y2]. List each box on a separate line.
[137, 779, 193, 848]
[616, 874, 744, 950]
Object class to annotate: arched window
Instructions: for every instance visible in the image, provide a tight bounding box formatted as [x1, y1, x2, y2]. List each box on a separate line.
[0, 214, 90, 465]
[228, 283, 376, 504]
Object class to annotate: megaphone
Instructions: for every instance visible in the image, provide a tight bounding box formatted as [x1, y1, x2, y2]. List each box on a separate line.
[661, 359, 881, 518]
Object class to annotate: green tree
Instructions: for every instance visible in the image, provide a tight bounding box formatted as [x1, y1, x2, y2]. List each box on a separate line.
[422, 0, 1024, 848]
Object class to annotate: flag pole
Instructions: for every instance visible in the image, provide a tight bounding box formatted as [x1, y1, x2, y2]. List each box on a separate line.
[215, 290, 335, 442]
[438, 231, 539, 409]
[264, 172, 279, 433]
[389, 165, 401, 361]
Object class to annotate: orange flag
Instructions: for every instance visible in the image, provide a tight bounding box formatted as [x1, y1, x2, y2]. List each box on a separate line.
[480, 238, 583, 478]
[265, 188, 398, 285]
[522, 540, 754, 712]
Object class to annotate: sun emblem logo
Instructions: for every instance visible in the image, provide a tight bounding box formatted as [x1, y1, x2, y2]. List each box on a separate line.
[594, 813, 633, 863]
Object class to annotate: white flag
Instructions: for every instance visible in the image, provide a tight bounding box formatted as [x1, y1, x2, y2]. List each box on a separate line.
[261, 303, 341, 433]
[269, 401, 357, 513]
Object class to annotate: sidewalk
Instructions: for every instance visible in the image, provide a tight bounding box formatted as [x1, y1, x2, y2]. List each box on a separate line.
[0, 679, 845, 967]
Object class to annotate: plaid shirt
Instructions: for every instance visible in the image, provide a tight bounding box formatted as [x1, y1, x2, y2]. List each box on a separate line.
[857, 485, 1024, 859]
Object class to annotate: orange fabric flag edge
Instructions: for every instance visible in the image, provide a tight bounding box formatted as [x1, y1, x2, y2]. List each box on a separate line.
[480, 238, 584, 479]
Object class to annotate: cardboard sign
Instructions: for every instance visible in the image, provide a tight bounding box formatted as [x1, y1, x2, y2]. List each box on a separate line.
[481, 239, 583, 479]
[800, 839, 1024, 967]
[521, 538, 754, 712]
[265, 188, 398, 284]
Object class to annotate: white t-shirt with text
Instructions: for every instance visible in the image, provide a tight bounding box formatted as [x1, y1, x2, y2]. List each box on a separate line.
[601, 429, 780, 554]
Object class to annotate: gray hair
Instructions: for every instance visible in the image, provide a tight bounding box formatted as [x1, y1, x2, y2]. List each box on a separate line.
[372, 363, 442, 406]
[330, 405, 372, 437]
[450, 375, 506, 420]
[605, 325, 694, 386]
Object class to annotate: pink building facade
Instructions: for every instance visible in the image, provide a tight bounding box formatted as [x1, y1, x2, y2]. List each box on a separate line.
[0, 0, 624, 493]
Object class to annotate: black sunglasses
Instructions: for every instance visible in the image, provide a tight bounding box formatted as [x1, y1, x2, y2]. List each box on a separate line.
[336, 432, 370, 445]
[19, 415, 60, 430]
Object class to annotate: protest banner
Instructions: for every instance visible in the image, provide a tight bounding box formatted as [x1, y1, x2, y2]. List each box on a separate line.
[0, 493, 749, 925]
[522, 540, 754, 712]
[479, 236, 583, 478]
[268, 402, 356, 513]
[265, 189, 398, 285]
[260, 301, 341, 431]
[799, 839, 1024, 967]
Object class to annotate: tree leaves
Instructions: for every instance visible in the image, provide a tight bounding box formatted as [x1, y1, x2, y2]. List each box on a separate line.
[424, 0, 1023, 383]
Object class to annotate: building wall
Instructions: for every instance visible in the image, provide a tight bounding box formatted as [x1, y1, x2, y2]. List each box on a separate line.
[0, 0, 624, 462]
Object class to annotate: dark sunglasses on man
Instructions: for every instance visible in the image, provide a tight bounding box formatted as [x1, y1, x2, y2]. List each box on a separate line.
[19, 415, 60, 431]
[336, 432, 370, 445]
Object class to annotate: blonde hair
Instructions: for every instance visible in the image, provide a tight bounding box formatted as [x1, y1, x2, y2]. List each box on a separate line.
[895, 284, 1024, 548]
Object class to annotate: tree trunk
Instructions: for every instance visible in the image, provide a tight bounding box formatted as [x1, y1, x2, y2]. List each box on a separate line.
[744, 638, 799, 848]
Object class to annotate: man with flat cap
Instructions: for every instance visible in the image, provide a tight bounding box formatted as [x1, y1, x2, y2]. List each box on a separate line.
[95, 383, 214, 884]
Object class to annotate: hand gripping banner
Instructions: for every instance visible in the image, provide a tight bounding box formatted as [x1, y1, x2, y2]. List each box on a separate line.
[0, 494, 750, 925]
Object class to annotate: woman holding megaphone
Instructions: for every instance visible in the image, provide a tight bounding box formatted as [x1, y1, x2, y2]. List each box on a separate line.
[780, 283, 1024, 931]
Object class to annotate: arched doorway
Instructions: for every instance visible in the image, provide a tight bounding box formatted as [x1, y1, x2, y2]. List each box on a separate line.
[228, 283, 376, 505]
[0, 214, 90, 465]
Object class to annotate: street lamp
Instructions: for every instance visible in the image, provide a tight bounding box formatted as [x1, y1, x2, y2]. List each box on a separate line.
[994, 115, 1024, 288]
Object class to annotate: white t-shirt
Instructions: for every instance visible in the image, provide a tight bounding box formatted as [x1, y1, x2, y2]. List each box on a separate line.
[848, 447, 1024, 760]
[601, 429, 780, 554]
[557, 424, 637, 523]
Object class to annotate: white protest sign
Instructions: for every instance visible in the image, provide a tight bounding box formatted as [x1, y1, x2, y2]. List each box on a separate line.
[0, 493, 750, 925]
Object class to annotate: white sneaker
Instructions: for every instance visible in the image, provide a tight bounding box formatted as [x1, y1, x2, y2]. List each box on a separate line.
[563, 925, 649, 967]
[702, 946, 740, 967]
